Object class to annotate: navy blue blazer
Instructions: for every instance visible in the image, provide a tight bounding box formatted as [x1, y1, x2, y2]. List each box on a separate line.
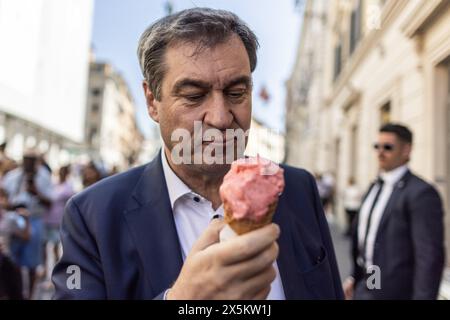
[52, 152, 344, 299]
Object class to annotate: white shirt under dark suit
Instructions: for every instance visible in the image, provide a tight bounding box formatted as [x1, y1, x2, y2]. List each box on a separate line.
[161, 151, 285, 300]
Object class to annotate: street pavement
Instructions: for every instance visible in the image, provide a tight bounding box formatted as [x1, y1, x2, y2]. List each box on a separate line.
[328, 221, 352, 281]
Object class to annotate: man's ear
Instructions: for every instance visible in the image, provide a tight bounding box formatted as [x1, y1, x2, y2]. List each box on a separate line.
[402, 143, 412, 160]
[143, 81, 159, 123]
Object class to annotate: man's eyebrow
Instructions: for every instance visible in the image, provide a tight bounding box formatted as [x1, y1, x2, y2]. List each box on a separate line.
[172, 76, 252, 95]
[224, 76, 252, 89]
[172, 79, 211, 95]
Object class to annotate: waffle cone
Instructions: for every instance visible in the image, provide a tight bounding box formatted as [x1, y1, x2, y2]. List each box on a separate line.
[223, 200, 277, 235]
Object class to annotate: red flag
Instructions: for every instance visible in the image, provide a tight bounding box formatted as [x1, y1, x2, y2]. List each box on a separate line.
[259, 85, 270, 103]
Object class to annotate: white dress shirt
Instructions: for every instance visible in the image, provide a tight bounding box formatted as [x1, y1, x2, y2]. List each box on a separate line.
[161, 151, 285, 300]
[357, 165, 409, 268]
[343, 185, 362, 211]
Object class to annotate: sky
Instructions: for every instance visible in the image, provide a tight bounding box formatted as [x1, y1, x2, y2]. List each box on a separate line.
[92, 0, 303, 138]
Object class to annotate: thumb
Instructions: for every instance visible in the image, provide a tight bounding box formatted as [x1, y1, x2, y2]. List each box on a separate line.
[190, 218, 225, 254]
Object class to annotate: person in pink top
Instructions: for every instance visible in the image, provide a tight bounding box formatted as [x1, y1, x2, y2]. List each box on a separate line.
[44, 165, 73, 269]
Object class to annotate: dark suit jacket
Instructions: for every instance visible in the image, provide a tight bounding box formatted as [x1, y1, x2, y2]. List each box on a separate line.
[52, 152, 344, 299]
[351, 170, 445, 300]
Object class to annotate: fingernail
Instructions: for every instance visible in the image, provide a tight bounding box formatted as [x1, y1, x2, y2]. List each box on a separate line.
[274, 224, 280, 236]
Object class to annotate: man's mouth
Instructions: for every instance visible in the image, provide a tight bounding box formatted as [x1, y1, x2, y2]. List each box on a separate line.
[202, 137, 237, 146]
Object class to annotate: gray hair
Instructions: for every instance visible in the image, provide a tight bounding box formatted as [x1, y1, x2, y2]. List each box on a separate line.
[137, 7, 259, 100]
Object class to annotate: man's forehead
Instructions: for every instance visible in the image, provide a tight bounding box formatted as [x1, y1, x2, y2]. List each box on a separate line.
[163, 36, 251, 81]
[168, 34, 246, 57]
[379, 132, 400, 143]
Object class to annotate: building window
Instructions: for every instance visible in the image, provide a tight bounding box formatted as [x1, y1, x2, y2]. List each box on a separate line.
[94, 64, 104, 72]
[350, 0, 362, 54]
[380, 101, 391, 124]
[9, 133, 24, 161]
[92, 104, 100, 113]
[92, 88, 102, 97]
[89, 127, 98, 144]
[25, 136, 37, 148]
[334, 42, 342, 81]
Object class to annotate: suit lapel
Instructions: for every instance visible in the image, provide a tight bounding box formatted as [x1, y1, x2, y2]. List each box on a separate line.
[123, 151, 183, 297]
[353, 182, 376, 252]
[362, 183, 376, 205]
[376, 170, 411, 239]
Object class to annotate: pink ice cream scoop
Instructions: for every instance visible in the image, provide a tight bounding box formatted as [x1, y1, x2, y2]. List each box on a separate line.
[220, 156, 285, 223]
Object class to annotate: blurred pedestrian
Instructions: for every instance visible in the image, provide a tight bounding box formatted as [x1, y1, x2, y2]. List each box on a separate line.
[0, 188, 31, 299]
[109, 165, 119, 176]
[1, 148, 54, 299]
[38, 154, 52, 175]
[0, 142, 17, 180]
[315, 172, 334, 221]
[43, 165, 74, 279]
[343, 177, 361, 236]
[322, 172, 335, 220]
[343, 123, 445, 300]
[0, 141, 8, 161]
[81, 161, 103, 189]
[315, 173, 326, 205]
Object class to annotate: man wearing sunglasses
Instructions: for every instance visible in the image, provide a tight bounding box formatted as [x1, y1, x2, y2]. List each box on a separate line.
[343, 123, 445, 300]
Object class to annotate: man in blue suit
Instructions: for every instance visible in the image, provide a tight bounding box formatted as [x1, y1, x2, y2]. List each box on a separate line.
[52, 8, 343, 300]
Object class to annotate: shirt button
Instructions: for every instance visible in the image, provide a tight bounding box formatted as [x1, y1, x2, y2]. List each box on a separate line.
[193, 196, 200, 202]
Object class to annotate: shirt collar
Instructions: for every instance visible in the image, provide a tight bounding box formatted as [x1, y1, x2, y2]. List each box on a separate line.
[380, 164, 409, 185]
[161, 149, 193, 209]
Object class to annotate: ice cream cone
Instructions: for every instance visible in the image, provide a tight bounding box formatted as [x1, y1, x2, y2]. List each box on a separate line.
[219, 156, 284, 238]
[224, 200, 278, 235]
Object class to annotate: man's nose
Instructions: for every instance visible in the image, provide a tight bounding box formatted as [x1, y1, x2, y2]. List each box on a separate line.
[203, 92, 233, 130]
[377, 150, 386, 158]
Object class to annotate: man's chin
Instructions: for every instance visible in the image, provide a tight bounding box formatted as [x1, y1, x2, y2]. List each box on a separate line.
[379, 164, 393, 172]
[188, 162, 231, 176]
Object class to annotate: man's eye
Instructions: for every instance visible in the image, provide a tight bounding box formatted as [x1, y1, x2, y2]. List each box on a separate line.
[227, 91, 246, 99]
[184, 94, 205, 102]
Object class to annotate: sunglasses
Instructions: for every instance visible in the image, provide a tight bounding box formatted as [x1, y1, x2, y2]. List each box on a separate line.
[373, 143, 395, 152]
